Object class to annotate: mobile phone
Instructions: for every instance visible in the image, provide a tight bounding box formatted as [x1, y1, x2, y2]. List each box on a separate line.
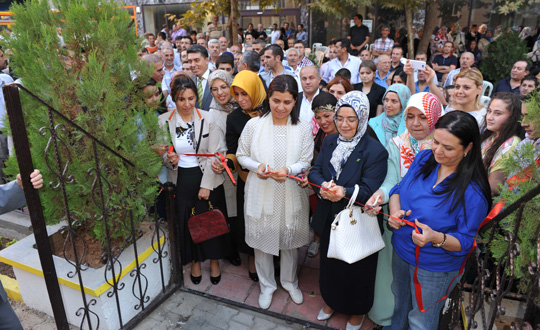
[410, 60, 426, 71]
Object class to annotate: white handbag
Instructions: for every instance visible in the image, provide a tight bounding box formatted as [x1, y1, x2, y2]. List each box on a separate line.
[327, 184, 385, 264]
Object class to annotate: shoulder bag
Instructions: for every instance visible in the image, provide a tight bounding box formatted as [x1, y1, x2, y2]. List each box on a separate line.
[327, 184, 385, 264]
[188, 200, 229, 244]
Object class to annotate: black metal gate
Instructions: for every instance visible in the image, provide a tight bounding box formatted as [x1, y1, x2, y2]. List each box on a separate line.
[3, 83, 183, 330]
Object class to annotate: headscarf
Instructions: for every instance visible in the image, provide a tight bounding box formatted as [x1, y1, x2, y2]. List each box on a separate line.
[380, 84, 411, 144]
[208, 69, 237, 113]
[230, 70, 266, 117]
[330, 91, 369, 180]
[401, 92, 443, 153]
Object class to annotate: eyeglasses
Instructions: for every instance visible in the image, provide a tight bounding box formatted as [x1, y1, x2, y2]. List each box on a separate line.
[335, 117, 358, 124]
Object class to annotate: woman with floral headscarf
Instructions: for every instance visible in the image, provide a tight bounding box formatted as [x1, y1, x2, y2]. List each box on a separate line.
[368, 84, 412, 147]
[309, 91, 389, 330]
[365, 92, 443, 327]
[211, 70, 266, 281]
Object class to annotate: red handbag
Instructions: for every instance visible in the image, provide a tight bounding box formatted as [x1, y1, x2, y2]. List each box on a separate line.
[188, 201, 229, 244]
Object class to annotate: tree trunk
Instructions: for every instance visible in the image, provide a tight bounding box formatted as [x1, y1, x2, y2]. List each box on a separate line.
[405, 3, 415, 59]
[230, 0, 238, 45]
[417, 0, 440, 57]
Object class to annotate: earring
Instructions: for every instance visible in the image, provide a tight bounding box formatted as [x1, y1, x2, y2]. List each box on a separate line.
[464, 152, 468, 157]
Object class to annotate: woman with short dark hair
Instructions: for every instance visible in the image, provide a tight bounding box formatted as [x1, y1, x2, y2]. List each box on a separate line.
[158, 73, 232, 286]
[387, 111, 491, 329]
[237, 75, 314, 310]
[353, 60, 386, 118]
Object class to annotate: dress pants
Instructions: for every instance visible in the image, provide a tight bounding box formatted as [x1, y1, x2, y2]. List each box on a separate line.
[254, 248, 298, 295]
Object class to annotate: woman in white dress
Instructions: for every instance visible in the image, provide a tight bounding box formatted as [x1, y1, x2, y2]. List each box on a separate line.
[236, 75, 314, 310]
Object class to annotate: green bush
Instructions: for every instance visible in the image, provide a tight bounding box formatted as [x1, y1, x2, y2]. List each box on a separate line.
[479, 30, 529, 83]
[2, 0, 167, 246]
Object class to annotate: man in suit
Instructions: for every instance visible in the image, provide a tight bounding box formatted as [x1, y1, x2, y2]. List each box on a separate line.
[187, 45, 212, 111]
[0, 170, 43, 330]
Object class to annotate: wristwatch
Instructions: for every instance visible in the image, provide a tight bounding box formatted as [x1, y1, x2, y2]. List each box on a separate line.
[433, 232, 447, 248]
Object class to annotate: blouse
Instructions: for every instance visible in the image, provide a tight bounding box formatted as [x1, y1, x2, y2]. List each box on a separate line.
[481, 135, 521, 173]
[389, 150, 489, 272]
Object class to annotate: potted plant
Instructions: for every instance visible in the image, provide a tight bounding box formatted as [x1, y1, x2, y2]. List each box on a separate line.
[0, 0, 171, 327]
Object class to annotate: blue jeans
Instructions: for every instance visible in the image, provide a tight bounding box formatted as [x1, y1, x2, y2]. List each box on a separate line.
[386, 250, 461, 330]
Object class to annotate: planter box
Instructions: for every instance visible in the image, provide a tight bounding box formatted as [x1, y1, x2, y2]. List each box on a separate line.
[0, 222, 170, 330]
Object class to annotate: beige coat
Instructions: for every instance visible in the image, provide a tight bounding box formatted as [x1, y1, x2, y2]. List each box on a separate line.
[158, 109, 226, 190]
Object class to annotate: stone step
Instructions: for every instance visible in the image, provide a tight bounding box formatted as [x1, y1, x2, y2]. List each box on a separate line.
[0, 210, 32, 240]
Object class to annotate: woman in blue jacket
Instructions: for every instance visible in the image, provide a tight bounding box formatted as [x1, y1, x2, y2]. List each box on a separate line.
[387, 111, 491, 329]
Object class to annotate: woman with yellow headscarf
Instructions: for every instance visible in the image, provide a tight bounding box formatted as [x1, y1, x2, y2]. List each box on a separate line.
[213, 70, 266, 282]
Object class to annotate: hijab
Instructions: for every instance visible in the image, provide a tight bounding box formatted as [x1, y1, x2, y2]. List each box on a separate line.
[208, 69, 237, 113]
[380, 84, 411, 144]
[330, 91, 369, 180]
[230, 70, 266, 117]
[401, 92, 443, 153]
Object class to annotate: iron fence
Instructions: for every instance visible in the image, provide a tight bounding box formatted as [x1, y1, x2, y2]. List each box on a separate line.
[3, 83, 182, 330]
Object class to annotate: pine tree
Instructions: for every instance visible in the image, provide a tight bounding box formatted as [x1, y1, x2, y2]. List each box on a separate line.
[2, 0, 167, 246]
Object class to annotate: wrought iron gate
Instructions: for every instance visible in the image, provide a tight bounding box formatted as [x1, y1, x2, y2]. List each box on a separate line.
[3, 83, 182, 329]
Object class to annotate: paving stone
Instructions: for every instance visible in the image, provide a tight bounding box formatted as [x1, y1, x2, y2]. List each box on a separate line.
[231, 311, 255, 326]
[253, 316, 279, 330]
[226, 320, 252, 330]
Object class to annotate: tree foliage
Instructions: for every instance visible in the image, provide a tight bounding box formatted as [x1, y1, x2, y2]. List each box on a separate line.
[479, 30, 529, 83]
[3, 0, 166, 246]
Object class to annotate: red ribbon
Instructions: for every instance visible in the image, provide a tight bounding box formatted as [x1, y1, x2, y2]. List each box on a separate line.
[264, 170, 502, 313]
[183, 152, 236, 184]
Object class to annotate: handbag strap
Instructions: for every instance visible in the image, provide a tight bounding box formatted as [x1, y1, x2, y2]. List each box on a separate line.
[345, 184, 359, 209]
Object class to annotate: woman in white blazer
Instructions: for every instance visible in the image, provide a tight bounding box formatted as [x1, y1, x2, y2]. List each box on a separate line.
[158, 74, 231, 285]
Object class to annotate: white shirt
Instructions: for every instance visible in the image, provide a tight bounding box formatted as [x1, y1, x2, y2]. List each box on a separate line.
[444, 68, 461, 87]
[321, 54, 361, 84]
[163, 64, 181, 93]
[0, 74, 14, 128]
[173, 113, 199, 168]
[270, 30, 281, 44]
[173, 49, 183, 68]
[299, 89, 319, 124]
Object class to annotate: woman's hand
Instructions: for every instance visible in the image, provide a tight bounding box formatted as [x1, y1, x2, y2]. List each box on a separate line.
[412, 219, 439, 247]
[366, 192, 383, 216]
[269, 167, 288, 183]
[298, 168, 309, 188]
[198, 188, 210, 200]
[322, 185, 345, 202]
[257, 163, 270, 180]
[320, 181, 335, 200]
[152, 144, 169, 156]
[166, 152, 180, 167]
[424, 65, 436, 84]
[388, 209, 410, 230]
[211, 158, 224, 174]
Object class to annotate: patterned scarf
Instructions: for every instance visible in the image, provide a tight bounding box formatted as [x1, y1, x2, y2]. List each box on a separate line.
[208, 69, 238, 113]
[330, 91, 370, 180]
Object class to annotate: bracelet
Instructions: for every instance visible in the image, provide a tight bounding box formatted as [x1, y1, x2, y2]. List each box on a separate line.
[287, 166, 292, 175]
[433, 232, 447, 248]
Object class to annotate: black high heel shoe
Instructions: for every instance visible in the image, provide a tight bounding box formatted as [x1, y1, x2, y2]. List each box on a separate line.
[228, 254, 241, 266]
[210, 273, 221, 285]
[190, 273, 202, 285]
[249, 271, 259, 282]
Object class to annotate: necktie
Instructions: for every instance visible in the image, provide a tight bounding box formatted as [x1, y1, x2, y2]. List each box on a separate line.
[197, 77, 204, 106]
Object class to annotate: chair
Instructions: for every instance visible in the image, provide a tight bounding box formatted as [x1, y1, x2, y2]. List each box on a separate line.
[482, 81, 494, 98]
[480, 95, 491, 108]
[314, 51, 325, 66]
[369, 44, 374, 51]
[312, 43, 322, 52]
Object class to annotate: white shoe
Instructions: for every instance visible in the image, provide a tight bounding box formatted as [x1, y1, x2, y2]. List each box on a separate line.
[317, 307, 334, 321]
[307, 241, 320, 258]
[346, 315, 365, 330]
[288, 288, 303, 304]
[258, 292, 273, 309]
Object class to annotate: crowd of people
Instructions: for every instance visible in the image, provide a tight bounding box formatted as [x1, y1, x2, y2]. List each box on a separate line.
[133, 13, 540, 330]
